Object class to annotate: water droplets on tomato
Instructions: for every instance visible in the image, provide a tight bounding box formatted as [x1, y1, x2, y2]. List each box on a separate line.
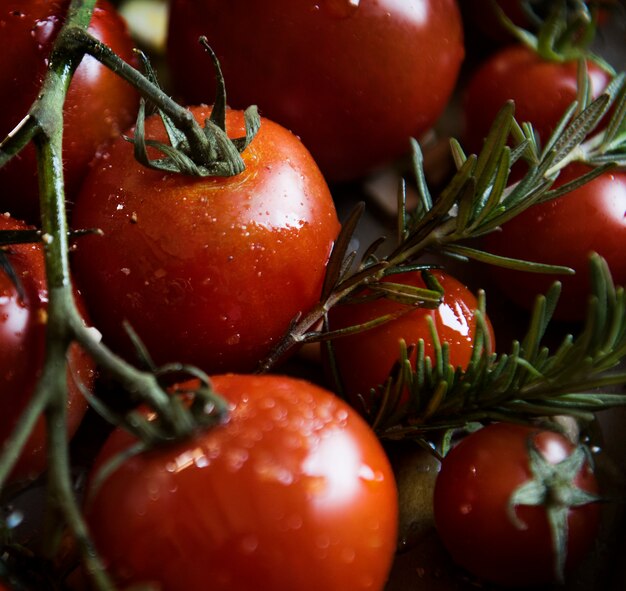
[316, 0, 360, 19]
[30, 16, 57, 48]
[225, 447, 249, 471]
[147, 480, 161, 501]
[254, 455, 294, 485]
[460, 503, 473, 515]
[5, 510, 23, 529]
[340, 546, 356, 563]
[239, 534, 259, 554]
[279, 513, 303, 532]
[226, 333, 241, 346]
[194, 454, 209, 469]
[358, 464, 385, 484]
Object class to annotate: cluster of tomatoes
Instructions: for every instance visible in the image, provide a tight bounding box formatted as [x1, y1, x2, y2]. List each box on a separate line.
[0, 1, 624, 590]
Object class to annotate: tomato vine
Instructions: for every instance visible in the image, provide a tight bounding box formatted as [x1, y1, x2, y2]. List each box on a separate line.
[1, 1, 626, 589]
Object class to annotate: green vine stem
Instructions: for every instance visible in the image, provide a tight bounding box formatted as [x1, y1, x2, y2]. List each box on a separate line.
[0, 1, 228, 588]
[0, 1, 117, 586]
[0, 0, 625, 588]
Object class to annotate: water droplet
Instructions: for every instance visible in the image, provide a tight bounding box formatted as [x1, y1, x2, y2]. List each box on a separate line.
[358, 464, 384, 483]
[226, 333, 241, 345]
[460, 503, 472, 515]
[341, 547, 356, 563]
[147, 481, 161, 501]
[31, 16, 58, 46]
[316, 534, 330, 549]
[226, 448, 249, 471]
[255, 457, 294, 485]
[6, 510, 23, 529]
[335, 408, 349, 424]
[287, 513, 303, 530]
[320, 0, 360, 18]
[368, 533, 385, 549]
[364, 573, 379, 588]
[240, 535, 259, 554]
[205, 439, 221, 460]
[194, 455, 209, 468]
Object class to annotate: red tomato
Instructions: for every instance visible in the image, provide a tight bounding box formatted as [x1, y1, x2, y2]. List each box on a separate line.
[0, 0, 139, 223]
[433, 423, 600, 587]
[463, 44, 612, 155]
[0, 214, 94, 484]
[166, 0, 465, 182]
[481, 164, 626, 321]
[70, 106, 340, 374]
[84, 373, 398, 591]
[323, 270, 494, 401]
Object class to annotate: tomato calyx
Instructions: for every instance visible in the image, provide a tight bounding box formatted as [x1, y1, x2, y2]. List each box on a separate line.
[508, 436, 600, 583]
[493, 0, 614, 70]
[91, 324, 231, 447]
[126, 38, 261, 177]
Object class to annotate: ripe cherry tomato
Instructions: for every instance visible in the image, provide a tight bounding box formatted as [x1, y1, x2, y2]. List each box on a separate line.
[481, 164, 626, 321]
[463, 44, 612, 155]
[323, 270, 495, 400]
[0, 0, 139, 223]
[166, 0, 465, 182]
[433, 423, 600, 587]
[84, 373, 398, 591]
[71, 106, 340, 374]
[0, 215, 94, 484]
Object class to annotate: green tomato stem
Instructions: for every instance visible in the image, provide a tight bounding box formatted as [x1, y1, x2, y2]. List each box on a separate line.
[63, 26, 217, 162]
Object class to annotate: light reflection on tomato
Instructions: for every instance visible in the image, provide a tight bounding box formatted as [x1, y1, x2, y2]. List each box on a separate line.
[323, 270, 495, 402]
[84, 374, 398, 591]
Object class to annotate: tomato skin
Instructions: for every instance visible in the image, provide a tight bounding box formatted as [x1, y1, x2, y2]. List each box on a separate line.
[71, 106, 340, 374]
[0, 215, 94, 484]
[324, 270, 494, 400]
[0, 0, 138, 223]
[433, 423, 600, 587]
[167, 0, 464, 181]
[463, 44, 611, 155]
[481, 164, 626, 321]
[84, 374, 398, 591]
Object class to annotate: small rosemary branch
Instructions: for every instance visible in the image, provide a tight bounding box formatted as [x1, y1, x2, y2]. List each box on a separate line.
[259, 71, 626, 374]
[365, 255, 626, 437]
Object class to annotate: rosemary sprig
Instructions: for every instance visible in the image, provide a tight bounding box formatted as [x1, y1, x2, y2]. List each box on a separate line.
[258, 69, 626, 372]
[493, 0, 615, 72]
[366, 254, 626, 438]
